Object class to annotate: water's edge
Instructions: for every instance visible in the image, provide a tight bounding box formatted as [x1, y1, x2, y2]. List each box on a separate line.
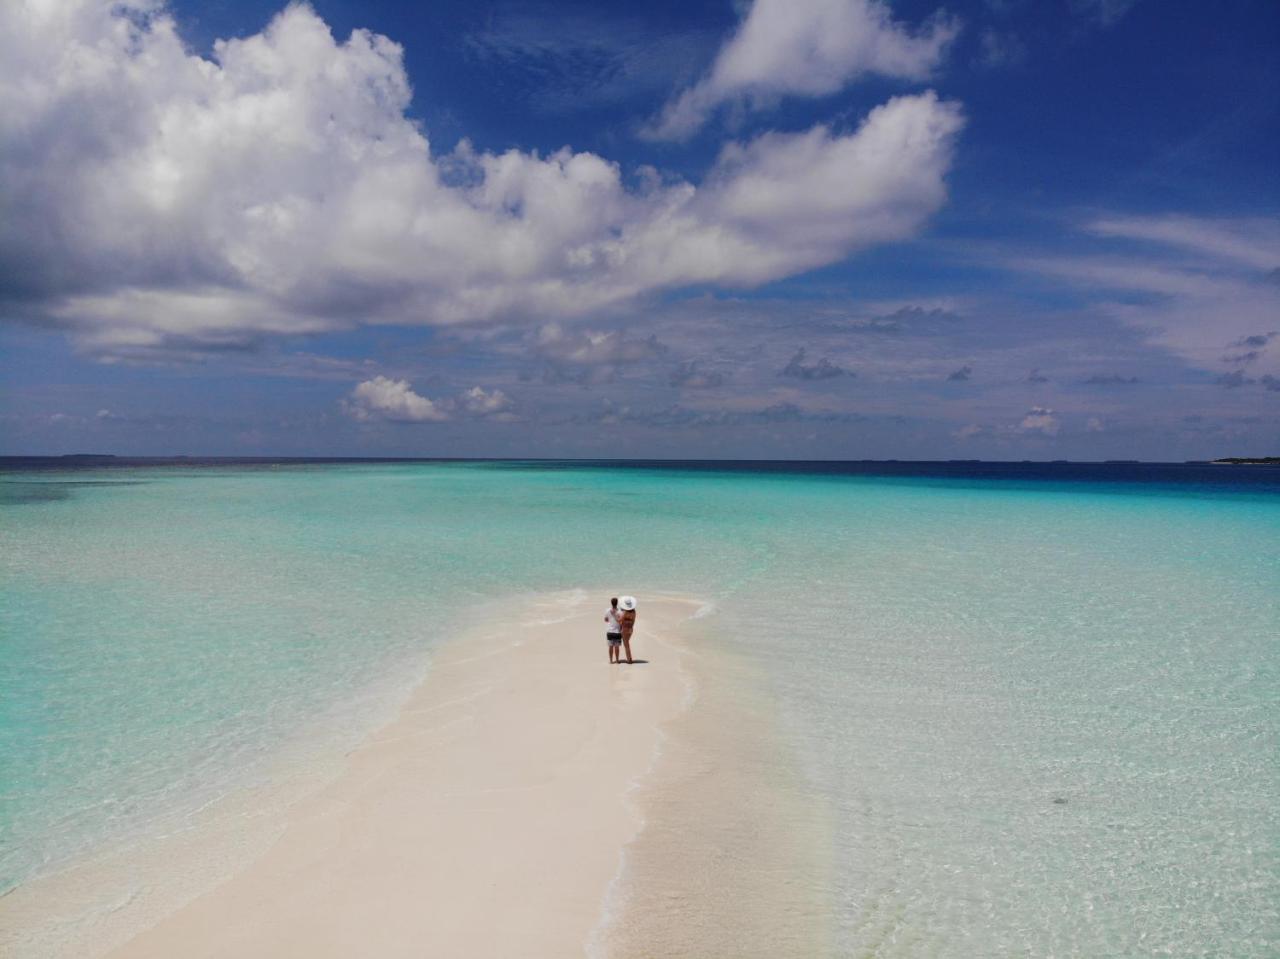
[3, 589, 753, 959]
[597, 602, 834, 958]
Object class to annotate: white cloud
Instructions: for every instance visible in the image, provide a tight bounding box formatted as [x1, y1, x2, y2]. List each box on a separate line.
[458, 386, 513, 416]
[345, 377, 448, 422]
[0, 2, 964, 360]
[953, 407, 1062, 441]
[648, 0, 959, 140]
[344, 378, 517, 422]
[1086, 215, 1280, 272]
[1009, 214, 1280, 378]
[533, 323, 668, 364]
[1019, 406, 1059, 435]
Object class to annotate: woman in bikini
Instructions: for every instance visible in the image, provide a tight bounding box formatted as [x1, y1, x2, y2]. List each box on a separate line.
[618, 596, 637, 664]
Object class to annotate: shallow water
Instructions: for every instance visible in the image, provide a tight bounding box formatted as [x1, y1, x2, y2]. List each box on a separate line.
[2, 461, 1277, 955]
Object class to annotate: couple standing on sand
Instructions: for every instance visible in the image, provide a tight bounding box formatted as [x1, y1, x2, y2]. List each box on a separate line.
[604, 596, 637, 664]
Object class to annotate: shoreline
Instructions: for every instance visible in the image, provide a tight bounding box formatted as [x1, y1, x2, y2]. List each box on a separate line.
[2, 590, 702, 958]
[594, 603, 834, 958]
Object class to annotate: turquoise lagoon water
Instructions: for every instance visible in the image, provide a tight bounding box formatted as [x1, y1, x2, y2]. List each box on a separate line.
[2, 461, 1277, 955]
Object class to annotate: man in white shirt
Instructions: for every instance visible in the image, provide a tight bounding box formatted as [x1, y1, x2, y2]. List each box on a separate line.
[604, 597, 623, 664]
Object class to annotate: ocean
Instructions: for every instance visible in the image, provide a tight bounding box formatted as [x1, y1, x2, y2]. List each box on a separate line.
[2, 459, 1277, 955]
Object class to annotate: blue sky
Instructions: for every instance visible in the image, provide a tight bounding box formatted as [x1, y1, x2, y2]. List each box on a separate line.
[1, 0, 1277, 458]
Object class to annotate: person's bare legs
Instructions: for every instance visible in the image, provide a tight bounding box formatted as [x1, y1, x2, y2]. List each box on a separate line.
[622, 636, 633, 664]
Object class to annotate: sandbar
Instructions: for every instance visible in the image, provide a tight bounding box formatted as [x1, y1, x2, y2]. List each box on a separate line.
[3, 591, 698, 958]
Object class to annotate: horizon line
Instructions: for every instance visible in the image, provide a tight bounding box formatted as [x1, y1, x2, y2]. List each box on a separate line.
[3, 454, 1274, 467]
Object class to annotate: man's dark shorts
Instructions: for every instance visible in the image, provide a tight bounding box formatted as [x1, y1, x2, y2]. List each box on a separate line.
[607, 632, 622, 645]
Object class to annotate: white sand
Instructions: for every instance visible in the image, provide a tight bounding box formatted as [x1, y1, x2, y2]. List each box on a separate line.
[3, 592, 698, 959]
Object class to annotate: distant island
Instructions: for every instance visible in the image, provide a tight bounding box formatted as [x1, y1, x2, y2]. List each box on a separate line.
[1211, 457, 1280, 465]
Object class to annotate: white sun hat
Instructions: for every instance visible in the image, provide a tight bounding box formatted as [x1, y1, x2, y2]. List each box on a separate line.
[619, 596, 636, 611]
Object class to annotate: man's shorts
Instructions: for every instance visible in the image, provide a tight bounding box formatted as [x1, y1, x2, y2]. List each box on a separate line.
[607, 632, 622, 645]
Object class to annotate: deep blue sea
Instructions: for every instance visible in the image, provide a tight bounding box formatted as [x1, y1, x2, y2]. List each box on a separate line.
[2, 459, 1277, 956]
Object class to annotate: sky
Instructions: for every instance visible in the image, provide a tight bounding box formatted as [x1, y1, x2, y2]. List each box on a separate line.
[1, 0, 1277, 459]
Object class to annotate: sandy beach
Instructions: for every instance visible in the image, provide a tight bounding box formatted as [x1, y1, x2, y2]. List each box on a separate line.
[2, 592, 700, 958]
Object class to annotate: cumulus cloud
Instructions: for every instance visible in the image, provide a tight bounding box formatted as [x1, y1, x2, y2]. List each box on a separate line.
[458, 386, 514, 417]
[1019, 406, 1059, 435]
[0, 2, 965, 360]
[648, 0, 959, 140]
[345, 377, 449, 422]
[530, 324, 670, 386]
[533, 324, 668, 365]
[344, 378, 515, 421]
[780, 348, 847, 380]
